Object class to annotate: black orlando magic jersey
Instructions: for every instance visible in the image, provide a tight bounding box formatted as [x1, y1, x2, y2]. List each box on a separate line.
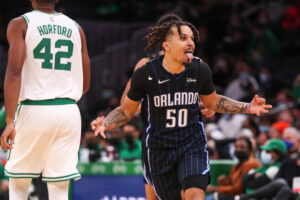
[128, 55, 215, 149]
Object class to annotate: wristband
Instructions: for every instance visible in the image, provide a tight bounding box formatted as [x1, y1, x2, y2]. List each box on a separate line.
[248, 103, 251, 113]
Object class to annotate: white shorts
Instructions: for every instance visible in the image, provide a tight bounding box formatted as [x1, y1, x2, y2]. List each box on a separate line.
[5, 100, 81, 182]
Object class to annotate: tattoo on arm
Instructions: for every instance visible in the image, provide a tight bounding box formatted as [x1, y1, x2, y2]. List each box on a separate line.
[216, 96, 248, 114]
[103, 108, 130, 130]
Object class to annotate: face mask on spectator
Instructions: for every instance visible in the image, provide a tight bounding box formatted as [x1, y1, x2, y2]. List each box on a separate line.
[239, 72, 249, 80]
[259, 125, 270, 133]
[234, 151, 249, 162]
[259, 73, 269, 83]
[260, 150, 274, 165]
[125, 133, 134, 146]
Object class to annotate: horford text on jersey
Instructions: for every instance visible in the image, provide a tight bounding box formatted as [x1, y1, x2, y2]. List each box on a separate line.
[37, 24, 72, 38]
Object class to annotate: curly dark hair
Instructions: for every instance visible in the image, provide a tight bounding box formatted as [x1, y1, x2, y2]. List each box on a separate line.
[144, 20, 200, 52]
[156, 13, 182, 26]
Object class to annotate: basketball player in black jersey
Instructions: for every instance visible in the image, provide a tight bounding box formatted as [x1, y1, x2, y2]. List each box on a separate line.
[120, 13, 215, 200]
[121, 13, 215, 200]
[92, 20, 272, 200]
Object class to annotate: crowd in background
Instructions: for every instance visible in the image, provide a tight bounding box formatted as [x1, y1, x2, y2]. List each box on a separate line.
[0, 0, 299, 199]
[77, 0, 300, 163]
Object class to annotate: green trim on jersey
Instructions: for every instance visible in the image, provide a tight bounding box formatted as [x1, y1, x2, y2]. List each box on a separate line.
[42, 173, 79, 179]
[42, 173, 81, 182]
[43, 176, 81, 182]
[5, 169, 40, 178]
[5, 176, 39, 179]
[20, 98, 76, 106]
[21, 15, 29, 26]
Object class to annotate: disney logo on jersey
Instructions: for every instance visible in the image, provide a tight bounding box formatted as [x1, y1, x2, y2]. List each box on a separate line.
[186, 78, 197, 83]
[158, 79, 170, 84]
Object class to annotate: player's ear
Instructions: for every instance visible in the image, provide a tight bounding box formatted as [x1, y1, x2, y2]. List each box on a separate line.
[162, 41, 169, 52]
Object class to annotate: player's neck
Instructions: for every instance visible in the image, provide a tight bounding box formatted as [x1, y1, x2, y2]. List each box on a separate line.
[34, 5, 56, 14]
[162, 55, 185, 74]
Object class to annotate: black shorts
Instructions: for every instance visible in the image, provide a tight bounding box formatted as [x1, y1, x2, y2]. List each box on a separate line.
[144, 137, 210, 200]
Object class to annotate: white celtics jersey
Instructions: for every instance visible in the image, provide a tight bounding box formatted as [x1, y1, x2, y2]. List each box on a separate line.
[20, 10, 83, 102]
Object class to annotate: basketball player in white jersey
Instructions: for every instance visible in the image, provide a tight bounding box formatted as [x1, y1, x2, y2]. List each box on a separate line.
[0, 0, 90, 199]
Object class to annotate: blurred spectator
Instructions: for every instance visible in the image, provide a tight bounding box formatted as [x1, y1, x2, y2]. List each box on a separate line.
[283, 127, 300, 158]
[257, 10, 272, 27]
[206, 123, 225, 159]
[248, 22, 280, 62]
[277, 110, 295, 125]
[118, 123, 142, 160]
[264, 0, 287, 24]
[242, 139, 288, 195]
[257, 132, 269, 149]
[242, 117, 260, 138]
[282, 0, 300, 30]
[257, 67, 273, 97]
[79, 129, 124, 162]
[218, 114, 248, 138]
[206, 123, 225, 141]
[224, 61, 259, 102]
[212, 53, 235, 92]
[101, 86, 115, 101]
[79, 131, 102, 162]
[292, 74, 300, 98]
[240, 142, 300, 200]
[268, 121, 290, 139]
[207, 139, 219, 160]
[276, 89, 296, 106]
[206, 137, 261, 200]
[239, 128, 255, 139]
[222, 25, 248, 56]
[256, 116, 272, 147]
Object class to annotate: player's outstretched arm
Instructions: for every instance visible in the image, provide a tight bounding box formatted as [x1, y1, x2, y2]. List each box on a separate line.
[200, 91, 272, 116]
[91, 97, 140, 138]
[0, 17, 26, 149]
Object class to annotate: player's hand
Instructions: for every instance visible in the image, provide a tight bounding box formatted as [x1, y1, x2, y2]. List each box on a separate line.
[91, 116, 106, 139]
[0, 123, 16, 149]
[200, 101, 215, 118]
[249, 95, 272, 116]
